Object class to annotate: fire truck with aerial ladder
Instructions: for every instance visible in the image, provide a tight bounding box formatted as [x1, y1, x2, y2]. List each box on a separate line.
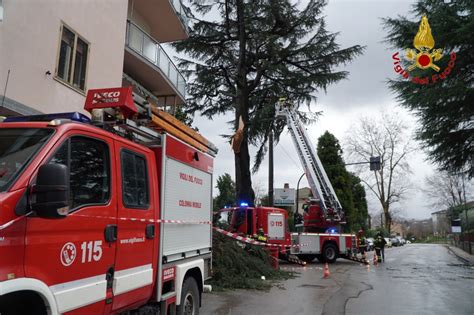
[217, 99, 365, 265]
[0, 87, 217, 315]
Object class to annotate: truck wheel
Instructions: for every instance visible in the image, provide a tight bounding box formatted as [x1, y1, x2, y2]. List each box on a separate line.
[322, 243, 338, 263]
[0, 292, 46, 315]
[297, 254, 316, 263]
[177, 277, 200, 315]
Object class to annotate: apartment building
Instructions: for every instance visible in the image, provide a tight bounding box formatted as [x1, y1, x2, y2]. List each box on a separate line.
[0, 0, 187, 116]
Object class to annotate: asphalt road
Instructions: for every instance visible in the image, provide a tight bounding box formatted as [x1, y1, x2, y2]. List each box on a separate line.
[200, 244, 474, 315]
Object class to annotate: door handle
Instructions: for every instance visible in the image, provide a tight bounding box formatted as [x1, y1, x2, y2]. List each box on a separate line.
[146, 224, 155, 239]
[105, 224, 117, 243]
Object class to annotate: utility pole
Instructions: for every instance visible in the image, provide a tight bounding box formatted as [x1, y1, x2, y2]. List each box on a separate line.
[268, 128, 274, 206]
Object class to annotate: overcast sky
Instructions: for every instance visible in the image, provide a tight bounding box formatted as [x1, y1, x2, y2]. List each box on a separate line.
[176, 0, 449, 220]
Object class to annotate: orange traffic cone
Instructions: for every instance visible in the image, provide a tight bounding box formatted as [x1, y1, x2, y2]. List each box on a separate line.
[373, 252, 378, 266]
[323, 263, 330, 278]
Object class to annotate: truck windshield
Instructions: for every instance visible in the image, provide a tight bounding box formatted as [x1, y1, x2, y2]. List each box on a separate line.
[0, 128, 54, 192]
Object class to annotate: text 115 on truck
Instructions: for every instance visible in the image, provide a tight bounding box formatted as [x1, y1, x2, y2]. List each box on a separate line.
[0, 87, 217, 315]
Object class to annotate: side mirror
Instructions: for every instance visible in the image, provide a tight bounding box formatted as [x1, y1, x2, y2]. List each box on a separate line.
[31, 163, 70, 218]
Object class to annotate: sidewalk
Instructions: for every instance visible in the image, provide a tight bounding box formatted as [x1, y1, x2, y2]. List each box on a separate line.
[446, 244, 474, 265]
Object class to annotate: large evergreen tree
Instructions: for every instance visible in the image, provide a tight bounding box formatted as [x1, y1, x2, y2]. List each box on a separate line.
[384, 0, 473, 178]
[175, 0, 363, 205]
[317, 131, 368, 231]
[350, 174, 368, 231]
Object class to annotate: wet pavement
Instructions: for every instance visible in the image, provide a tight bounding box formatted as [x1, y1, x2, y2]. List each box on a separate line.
[201, 244, 474, 315]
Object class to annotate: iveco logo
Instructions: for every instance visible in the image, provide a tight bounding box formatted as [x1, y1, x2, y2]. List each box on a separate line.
[92, 91, 121, 104]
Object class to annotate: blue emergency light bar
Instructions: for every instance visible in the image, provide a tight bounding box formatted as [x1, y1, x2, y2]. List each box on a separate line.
[326, 227, 338, 234]
[3, 112, 91, 123]
[239, 202, 249, 207]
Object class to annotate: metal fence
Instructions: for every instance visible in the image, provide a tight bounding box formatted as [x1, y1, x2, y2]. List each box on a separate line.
[449, 207, 474, 255]
[449, 233, 474, 255]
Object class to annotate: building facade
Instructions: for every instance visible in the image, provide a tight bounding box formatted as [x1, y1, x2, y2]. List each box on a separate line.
[431, 209, 450, 236]
[0, 0, 187, 116]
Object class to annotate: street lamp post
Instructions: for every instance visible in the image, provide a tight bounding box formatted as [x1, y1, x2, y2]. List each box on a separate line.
[295, 172, 305, 214]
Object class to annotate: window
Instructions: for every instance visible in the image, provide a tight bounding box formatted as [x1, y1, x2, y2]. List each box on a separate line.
[121, 150, 149, 209]
[49, 136, 110, 210]
[0, 128, 54, 192]
[56, 24, 89, 91]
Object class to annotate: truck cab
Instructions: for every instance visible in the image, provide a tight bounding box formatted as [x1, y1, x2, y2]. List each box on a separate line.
[0, 87, 215, 315]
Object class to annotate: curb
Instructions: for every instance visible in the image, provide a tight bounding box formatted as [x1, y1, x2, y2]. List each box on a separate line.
[445, 245, 474, 265]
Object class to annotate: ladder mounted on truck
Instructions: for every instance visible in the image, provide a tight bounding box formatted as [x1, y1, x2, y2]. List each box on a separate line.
[276, 99, 344, 223]
[83, 87, 218, 156]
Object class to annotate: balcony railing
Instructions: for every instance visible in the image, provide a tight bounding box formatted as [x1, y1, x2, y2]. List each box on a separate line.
[126, 20, 186, 98]
[170, 0, 189, 33]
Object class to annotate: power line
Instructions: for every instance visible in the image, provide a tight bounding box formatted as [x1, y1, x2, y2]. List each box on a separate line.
[276, 144, 303, 172]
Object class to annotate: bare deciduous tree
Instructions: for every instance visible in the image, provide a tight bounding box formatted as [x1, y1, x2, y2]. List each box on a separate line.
[345, 113, 413, 234]
[252, 180, 267, 206]
[423, 171, 472, 210]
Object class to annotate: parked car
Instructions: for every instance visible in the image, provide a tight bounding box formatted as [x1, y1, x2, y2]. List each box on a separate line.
[366, 238, 375, 251]
[400, 238, 406, 245]
[397, 237, 405, 246]
[391, 238, 401, 246]
[384, 238, 392, 248]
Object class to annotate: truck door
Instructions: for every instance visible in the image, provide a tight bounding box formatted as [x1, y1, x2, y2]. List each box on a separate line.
[24, 134, 117, 314]
[267, 213, 285, 240]
[111, 143, 156, 312]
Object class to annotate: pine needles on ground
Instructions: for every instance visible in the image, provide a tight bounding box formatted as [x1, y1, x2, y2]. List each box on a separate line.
[209, 232, 294, 291]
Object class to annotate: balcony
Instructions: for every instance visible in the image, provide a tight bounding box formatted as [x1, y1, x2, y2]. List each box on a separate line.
[128, 0, 189, 43]
[124, 20, 186, 105]
[170, 0, 189, 33]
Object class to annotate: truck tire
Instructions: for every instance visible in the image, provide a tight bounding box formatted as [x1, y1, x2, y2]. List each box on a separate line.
[177, 277, 200, 315]
[0, 292, 46, 315]
[297, 254, 317, 263]
[322, 243, 338, 263]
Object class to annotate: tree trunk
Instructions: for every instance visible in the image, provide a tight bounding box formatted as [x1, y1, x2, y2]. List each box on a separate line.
[234, 123, 254, 205]
[384, 207, 392, 234]
[234, 0, 254, 206]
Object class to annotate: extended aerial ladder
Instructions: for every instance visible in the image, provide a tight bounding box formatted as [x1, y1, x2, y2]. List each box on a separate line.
[276, 99, 344, 226]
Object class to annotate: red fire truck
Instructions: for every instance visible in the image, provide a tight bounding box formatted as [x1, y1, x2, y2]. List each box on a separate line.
[0, 87, 217, 315]
[217, 205, 358, 264]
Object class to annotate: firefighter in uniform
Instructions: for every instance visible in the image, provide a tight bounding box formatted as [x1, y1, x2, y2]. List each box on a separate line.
[374, 233, 387, 262]
[253, 228, 267, 242]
